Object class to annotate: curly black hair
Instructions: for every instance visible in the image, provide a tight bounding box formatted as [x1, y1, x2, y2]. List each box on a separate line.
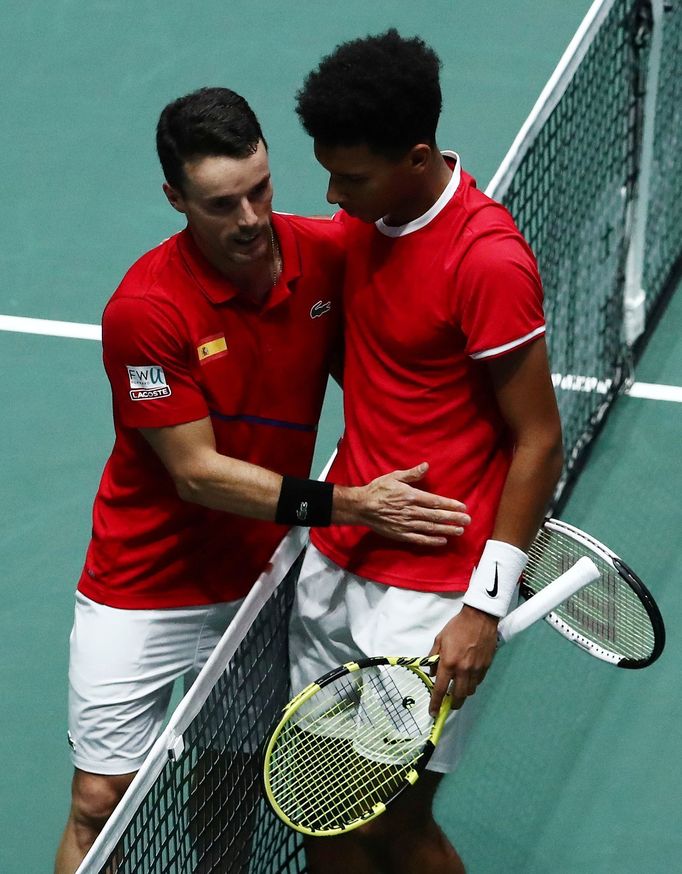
[156, 87, 266, 192]
[296, 29, 442, 157]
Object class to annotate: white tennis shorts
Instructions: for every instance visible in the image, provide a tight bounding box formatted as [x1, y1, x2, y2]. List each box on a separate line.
[68, 592, 242, 775]
[289, 544, 484, 773]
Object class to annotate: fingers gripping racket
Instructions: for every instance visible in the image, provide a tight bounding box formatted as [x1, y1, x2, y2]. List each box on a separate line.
[525, 518, 665, 668]
[264, 556, 599, 836]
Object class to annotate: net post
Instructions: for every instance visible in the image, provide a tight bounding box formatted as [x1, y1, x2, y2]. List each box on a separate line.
[623, 0, 667, 346]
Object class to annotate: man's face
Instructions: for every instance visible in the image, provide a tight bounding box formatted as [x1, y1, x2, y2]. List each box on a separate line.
[313, 141, 417, 224]
[164, 140, 273, 269]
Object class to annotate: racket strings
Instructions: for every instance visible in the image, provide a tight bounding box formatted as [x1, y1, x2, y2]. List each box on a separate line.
[272, 671, 428, 772]
[288, 669, 429, 751]
[268, 666, 433, 830]
[526, 531, 655, 659]
[270, 726, 409, 828]
[361, 667, 429, 739]
[271, 739, 405, 829]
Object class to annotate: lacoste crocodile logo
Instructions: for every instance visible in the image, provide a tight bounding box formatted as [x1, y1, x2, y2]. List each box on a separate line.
[310, 300, 332, 318]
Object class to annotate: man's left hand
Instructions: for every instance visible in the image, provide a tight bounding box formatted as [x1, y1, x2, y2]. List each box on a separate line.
[428, 606, 499, 715]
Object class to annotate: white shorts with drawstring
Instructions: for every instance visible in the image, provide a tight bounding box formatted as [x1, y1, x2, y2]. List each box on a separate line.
[288, 544, 485, 773]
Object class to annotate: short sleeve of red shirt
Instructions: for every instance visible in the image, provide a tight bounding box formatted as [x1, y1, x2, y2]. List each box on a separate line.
[332, 210, 351, 226]
[453, 228, 546, 360]
[102, 296, 208, 428]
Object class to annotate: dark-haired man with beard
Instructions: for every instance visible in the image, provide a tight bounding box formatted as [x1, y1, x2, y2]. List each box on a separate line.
[55, 85, 470, 873]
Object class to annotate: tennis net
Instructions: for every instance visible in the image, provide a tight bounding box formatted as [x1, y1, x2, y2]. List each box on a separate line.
[76, 529, 308, 874]
[76, 2, 681, 872]
[488, 0, 681, 504]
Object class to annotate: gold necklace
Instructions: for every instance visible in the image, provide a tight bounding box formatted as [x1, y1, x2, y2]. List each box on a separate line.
[269, 223, 282, 287]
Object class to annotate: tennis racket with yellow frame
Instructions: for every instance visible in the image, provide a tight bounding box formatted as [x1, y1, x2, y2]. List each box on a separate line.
[264, 517, 666, 836]
[263, 554, 600, 836]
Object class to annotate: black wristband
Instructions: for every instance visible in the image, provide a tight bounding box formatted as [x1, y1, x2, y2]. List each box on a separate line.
[275, 476, 334, 527]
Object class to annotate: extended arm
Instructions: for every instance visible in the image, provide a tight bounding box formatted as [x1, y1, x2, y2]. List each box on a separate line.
[429, 337, 563, 712]
[141, 417, 471, 546]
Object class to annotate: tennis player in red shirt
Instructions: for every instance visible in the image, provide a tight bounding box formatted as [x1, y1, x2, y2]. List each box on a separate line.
[55, 87, 470, 874]
[289, 32, 564, 874]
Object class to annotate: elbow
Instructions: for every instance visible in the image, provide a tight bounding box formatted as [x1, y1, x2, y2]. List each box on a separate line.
[173, 472, 206, 505]
[517, 425, 564, 486]
[542, 426, 565, 488]
[550, 435, 565, 487]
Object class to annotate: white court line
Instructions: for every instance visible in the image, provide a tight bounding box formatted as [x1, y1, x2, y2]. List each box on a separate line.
[625, 381, 682, 403]
[0, 314, 101, 341]
[2, 314, 681, 403]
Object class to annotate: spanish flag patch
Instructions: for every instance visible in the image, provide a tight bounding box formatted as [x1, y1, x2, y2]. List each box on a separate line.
[197, 334, 228, 362]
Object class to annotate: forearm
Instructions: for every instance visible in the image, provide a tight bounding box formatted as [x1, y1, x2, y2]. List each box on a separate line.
[491, 436, 564, 550]
[462, 436, 563, 618]
[178, 454, 469, 545]
[144, 420, 338, 523]
[143, 421, 469, 542]
[430, 443, 564, 709]
[174, 449, 285, 520]
[176, 449, 372, 525]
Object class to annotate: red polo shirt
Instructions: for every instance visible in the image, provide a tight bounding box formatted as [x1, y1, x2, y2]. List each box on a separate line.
[312, 155, 545, 592]
[78, 212, 344, 608]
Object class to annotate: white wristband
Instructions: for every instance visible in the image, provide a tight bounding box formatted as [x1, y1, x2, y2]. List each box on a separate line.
[462, 539, 528, 618]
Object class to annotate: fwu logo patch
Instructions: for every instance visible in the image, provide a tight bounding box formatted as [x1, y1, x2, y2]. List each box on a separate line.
[127, 365, 172, 401]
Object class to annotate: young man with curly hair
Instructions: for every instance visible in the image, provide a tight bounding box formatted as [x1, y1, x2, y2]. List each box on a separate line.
[289, 30, 564, 874]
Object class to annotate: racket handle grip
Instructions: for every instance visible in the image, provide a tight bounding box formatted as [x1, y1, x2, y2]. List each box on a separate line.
[498, 556, 600, 644]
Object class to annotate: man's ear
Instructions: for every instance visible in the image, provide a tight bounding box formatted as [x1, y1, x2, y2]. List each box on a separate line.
[407, 143, 433, 174]
[163, 182, 186, 214]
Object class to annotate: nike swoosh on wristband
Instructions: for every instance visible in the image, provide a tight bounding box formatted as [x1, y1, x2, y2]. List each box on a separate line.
[486, 563, 499, 598]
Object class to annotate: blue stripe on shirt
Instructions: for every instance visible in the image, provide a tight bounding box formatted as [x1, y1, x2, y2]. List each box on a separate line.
[209, 409, 317, 432]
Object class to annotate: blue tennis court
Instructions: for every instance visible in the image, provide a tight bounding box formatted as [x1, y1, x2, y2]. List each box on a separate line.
[1, 2, 680, 872]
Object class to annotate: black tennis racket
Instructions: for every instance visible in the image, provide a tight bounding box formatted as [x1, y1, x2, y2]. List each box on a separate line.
[524, 518, 665, 668]
[264, 555, 600, 836]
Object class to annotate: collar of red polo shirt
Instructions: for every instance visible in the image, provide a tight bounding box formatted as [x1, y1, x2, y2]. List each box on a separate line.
[177, 212, 302, 310]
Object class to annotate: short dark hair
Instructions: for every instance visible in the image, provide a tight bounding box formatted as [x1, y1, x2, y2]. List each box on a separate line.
[156, 87, 266, 191]
[296, 29, 442, 158]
